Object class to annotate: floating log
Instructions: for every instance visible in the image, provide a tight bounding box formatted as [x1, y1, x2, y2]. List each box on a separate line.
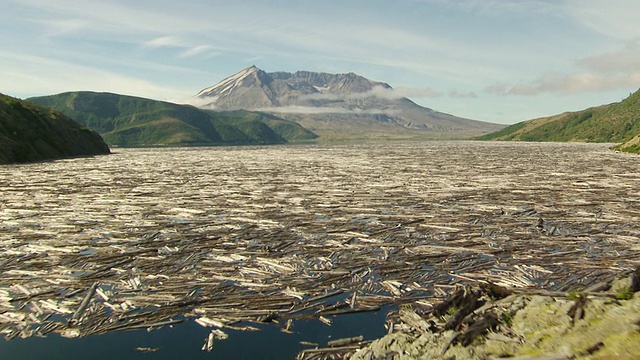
[327, 335, 364, 347]
[69, 282, 98, 326]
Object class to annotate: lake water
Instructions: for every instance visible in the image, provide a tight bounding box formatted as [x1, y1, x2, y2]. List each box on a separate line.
[1, 141, 639, 359]
[0, 309, 390, 359]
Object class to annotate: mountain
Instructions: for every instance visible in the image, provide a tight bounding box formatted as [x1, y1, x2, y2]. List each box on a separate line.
[28, 92, 317, 147]
[478, 88, 640, 144]
[0, 93, 110, 164]
[195, 66, 505, 140]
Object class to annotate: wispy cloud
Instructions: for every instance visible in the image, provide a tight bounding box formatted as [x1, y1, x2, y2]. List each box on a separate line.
[143, 36, 184, 48]
[565, 0, 640, 40]
[298, 85, 443, 102]
[11, 0, 517, 90]
[448, 90, 477, 99]
[480, 1, 640, 97]
[413, 0, 562, 17]
[255, 106, 402, 116]
[507, 72, 640, 96]
[17, 0, 217, 35]
[179, 45, 219, 59]
[142, 36, 220, 59]
[180, 96, 219, 109]
[32, 18, 90, 37]
[5, 0, 640, 124]
[0, 51, 186, 100]
[486, 39, 640, 96]
[486, 72, 640, 96]
[578, 40, 640, 74]
[361, 86, 443, 100]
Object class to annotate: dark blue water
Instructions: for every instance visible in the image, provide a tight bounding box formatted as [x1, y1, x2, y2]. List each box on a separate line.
[0, 309, 389, 359]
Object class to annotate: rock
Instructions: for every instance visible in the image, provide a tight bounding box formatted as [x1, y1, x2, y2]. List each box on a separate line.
[350, 271, 640, 360]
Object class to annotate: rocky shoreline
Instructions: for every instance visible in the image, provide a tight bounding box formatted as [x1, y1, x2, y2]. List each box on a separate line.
[347, 267, 640, 360]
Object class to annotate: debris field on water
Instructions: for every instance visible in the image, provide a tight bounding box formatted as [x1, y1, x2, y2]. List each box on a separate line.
[0, 141, 638, 353]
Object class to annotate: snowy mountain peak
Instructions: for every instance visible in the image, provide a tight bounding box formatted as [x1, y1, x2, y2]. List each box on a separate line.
[195, 65, 268, 98]
[190, 66, 503, 136]
[194, 67, 391, 109]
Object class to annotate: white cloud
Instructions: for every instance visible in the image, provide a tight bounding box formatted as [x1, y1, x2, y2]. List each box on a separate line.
[565, 0, 640, 40]
[299, 85, 442, 102]
[180, 96, 219, 109]
[32, 18, 90, 37]
[141, 36, 220, 59]
[179, 45, 219, 59]
[485, 38, 640, 96]
[357, 86, 443, 100]
[578, 40, 640, 74]
[144, 36, 184, 48]
[255, 106, 401, 116]
[486, 71, 640, 96]
[298, 92, 342, 101]
[0, 51, 186, 100]
[17, 0, 217, 35]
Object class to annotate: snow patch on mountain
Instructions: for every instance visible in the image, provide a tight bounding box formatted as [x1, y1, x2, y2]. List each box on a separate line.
[195, 65, 260, 97]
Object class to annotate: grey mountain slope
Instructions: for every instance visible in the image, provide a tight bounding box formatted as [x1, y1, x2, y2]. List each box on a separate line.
[195, 66, 504, 139]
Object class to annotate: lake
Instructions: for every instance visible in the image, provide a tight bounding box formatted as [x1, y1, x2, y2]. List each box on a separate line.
[1, 141, 639, 359]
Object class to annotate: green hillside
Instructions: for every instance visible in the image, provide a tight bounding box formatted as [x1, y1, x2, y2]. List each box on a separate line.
[0, 93, 110, 164]
[28, 92, 317, 147]
[613, 134, 640, 154]
[478, 88, 640, 144]
[215, 110, 319, 142]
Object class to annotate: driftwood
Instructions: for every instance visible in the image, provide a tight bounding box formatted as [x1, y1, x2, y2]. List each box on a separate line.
[0, 142, 638, 357]
[69, 282, 98, 325]
[327, 335, 364, 347]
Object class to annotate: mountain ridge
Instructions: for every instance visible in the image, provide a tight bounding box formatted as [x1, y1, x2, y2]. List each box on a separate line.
[28, 91, 317, 147]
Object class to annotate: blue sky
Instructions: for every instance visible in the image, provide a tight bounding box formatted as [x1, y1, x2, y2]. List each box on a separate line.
[2, 0, 640, 124]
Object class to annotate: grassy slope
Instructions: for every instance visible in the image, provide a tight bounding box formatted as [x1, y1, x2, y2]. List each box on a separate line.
[478, 88, 640, 144]
[613, 134, 640, 154]
[214, 110, 318, 142]
[28, 92, 317, 146]
[0, 93, 110, 164]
